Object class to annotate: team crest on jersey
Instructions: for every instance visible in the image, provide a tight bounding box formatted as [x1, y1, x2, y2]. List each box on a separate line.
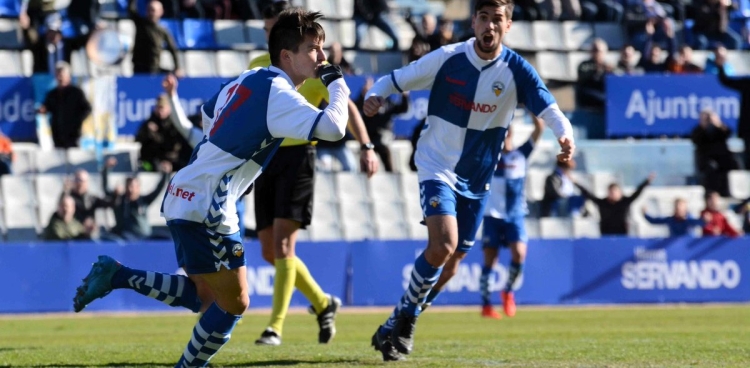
[232, 244, 244, 257]
[429, 196, 441, 208]
[492, 81, 504, 97]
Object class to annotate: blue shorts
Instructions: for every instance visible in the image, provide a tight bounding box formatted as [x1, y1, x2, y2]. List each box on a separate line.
[482, 216, 528, 249]
[420, 180, 489, 253]
[168, 220, 246, 274]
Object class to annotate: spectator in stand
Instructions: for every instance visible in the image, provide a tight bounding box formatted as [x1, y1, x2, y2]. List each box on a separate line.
[160, 0, 206, 18]
[613, 44, 644, 75]
[576, 38, 612, 111]
[667, 45, 703, 73]
[42, 194, 93, 241]
[327, 42, 357, 75]
[356, 77, 409, 172]
[39, 62, 92, 149]
[714, 56, 750, 169]
[135, 94, 192, 172]
[637, 19, 676, 73]
[428, 18, 458, 51]
[701, 191, 741, 236]
[586, 0, 624, 21]
[21, 13, 71, 74]
[66, 0, 101, 51]
[575, 173, 655, 235]
[540, 159, 578, 217]
[129, 0, 182, 76]
[544, 0, 582, 20]
[733, 196, 750, 234]
[691, 109, 738, 197]
[407, 13, 435, 62]
[692, 0, 741, 50]
[0, 132, 13, 176]
[102, 157, 172, 240]
[704, 43, 735, 75]
[353, 0, 400, 50]
[66, 169, 112, 237]
[625, 0, 674, 51]
[642, 198, 707, 237]
[514, 0, 549, 20]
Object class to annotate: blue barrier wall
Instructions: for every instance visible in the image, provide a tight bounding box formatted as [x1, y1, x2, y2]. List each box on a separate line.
[1, 237, 747, 313]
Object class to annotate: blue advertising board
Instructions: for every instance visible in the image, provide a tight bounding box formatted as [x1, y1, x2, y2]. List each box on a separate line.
[0, 77, 36, 141]
[2, 237, 747, 313]
[606, 74, 741, 137]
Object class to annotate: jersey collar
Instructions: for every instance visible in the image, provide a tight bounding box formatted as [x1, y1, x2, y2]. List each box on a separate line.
[465, 38, 504, 71]
[268, 65, 296, 88]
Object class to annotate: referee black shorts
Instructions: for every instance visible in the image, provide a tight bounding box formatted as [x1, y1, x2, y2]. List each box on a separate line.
[254, 144, 315, 231]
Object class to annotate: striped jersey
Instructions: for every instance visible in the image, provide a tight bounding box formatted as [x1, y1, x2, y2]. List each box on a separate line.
[485, 140, 533, 219]
[367, 38, 572, 199]
[161, 66, 338, 234]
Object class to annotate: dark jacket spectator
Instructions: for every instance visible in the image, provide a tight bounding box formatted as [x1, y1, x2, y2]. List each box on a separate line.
[540, 159, 578, 217]
[613, 44, 644, 75]
[637, 19, 676, 73]
[40, 62, 92, 149]
[733, 196, 750, 234]
[409, 119, 425, 172]
[21, 13, 71, 74]
[691, 109, 738, 196]
[692, 0, 741, 50]
[716, 63, 750, 169]
[701, 191, 741, 236]
[136, 95, 192, 172]
[576, 174, 654, 235]
[576, 38, 612, 110]
[642, 198, 706, 237]
[354, 0, 399, 50]
[406, 13, 435, 62]
[66, 0, 100, 50]
[102, 158, 171, 240]
[129, 0, 182, 75]
[43, 195, 91, 240]
[428, 18, 457, 52]
[67, 169, 112, 226]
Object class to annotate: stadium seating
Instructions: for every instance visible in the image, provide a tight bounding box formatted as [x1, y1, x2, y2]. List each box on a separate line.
[729, 170, 750, 200]
[0, 19, 21, 50]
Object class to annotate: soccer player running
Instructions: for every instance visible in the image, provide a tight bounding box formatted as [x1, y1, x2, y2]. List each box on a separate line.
[249, 1, 378, 346]
[364, 0, 575, 361]
[72, 9, 353, 367]
[479, 114, 544, 320]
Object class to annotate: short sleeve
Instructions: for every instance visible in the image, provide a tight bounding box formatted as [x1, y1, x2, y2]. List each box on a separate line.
[266, 78, 323, 141]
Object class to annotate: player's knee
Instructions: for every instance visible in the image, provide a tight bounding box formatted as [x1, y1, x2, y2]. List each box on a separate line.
[221, 293, 250, 315]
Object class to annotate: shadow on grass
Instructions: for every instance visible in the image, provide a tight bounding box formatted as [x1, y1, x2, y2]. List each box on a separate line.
[1, 359, 364, 368]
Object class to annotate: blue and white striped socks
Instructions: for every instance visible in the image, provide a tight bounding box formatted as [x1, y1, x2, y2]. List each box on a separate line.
[111, 266, 202, 313]
[379, 252, 442, 334]
[175, 302, 241, 368]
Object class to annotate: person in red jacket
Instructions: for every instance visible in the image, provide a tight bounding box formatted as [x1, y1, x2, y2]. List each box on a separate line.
[700, 191, 741, 237]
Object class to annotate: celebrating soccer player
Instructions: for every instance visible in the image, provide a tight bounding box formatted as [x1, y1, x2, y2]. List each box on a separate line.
[73, 9, 353, 367]
[364, 0, 575, 361]
[478, 114, 544, 319]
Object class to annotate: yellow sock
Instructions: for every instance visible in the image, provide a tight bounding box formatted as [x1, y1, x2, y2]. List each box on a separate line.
[294, 256, 329, 314]
[269, 258, 296, 335]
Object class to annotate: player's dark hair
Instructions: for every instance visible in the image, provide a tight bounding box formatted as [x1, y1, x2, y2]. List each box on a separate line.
[474, 0, 514, 19]
[262, 1, 289, 19]
[269, 8, 325, 66]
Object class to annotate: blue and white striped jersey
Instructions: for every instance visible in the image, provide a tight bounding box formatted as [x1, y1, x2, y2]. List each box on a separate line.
[162, 66, 349, 234]
[368, 38, 572, 199]
[485, 140, 533, 219]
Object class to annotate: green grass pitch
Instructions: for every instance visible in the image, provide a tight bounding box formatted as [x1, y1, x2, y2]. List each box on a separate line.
[1, 305, 748, 367]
